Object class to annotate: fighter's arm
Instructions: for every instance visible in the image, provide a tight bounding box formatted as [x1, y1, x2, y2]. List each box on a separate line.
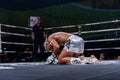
[45, 36, 60, 55]
[49, 39, 60, 55]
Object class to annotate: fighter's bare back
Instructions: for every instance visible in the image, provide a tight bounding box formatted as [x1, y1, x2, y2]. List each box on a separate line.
[47, 32, 72, 44]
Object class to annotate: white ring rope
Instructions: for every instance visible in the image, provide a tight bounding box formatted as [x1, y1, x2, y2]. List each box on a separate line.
[1, 38, 119, 46]
[1, 19, 120, 31]
[81, 27, 120, 34]
[85, 38, 120, 43]
[80, 19, 120, 26]
[1, 27, 120, 37]
[1, 24, 31, 30]
[45, 19, 120, 30]
[71, 32, 79, 35]
[3, 51, 33, 53]
[0, 32, 30, 37]
[85, 47, 120, 51]
[45, 25, 75, 30]
[1, 41, 33, 46]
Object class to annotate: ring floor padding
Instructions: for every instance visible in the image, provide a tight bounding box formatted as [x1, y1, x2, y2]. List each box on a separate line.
[0, 61, 120, 80]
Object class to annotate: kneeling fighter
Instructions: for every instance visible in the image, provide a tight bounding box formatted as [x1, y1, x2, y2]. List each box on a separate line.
[44, 32, 84, 64]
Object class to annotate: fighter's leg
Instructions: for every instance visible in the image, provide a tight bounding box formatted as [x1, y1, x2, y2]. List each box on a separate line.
[61, 57, 71, 64]
[58, 49, 79, 64]
[46, 53, 58, 64]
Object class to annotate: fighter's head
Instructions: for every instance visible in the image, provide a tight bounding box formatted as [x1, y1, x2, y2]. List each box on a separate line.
[44, 39, 52, 51]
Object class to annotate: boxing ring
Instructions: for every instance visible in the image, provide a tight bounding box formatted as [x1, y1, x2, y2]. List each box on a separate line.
[0, 20, 120, 80]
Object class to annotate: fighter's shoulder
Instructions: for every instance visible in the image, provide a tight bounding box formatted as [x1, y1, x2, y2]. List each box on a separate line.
[49, 32, 62, 37]
[49, 32, 71, 39]
[53, 32, 70, 34]
[52, 32, 63, 35]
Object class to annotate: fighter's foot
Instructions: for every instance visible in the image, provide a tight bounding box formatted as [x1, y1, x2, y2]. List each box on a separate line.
[46, 54, 58, 64]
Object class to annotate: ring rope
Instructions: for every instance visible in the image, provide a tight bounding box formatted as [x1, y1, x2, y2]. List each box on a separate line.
[85, 38, 120, 43]
[45, 19, 120, 30]
[1, 19, 120, 31]
[0, 32, 30, 37]
[81, 28, 120, 34]
[85, 47, 120, 51]
[1, 24, 31, 30]
[79, 19, 120, 26]
[1, 41, 33, 46]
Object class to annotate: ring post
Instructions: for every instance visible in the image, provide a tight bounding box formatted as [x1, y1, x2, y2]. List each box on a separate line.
[0, 24, 2, 53]
[78, 26, 81, 35]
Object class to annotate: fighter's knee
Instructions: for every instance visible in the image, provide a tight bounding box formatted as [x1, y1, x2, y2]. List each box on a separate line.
[58, 58, 62, 64]
[58, 57, 70, 64]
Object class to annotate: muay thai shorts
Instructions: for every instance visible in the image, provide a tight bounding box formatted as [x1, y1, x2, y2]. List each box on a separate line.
[64, 35, 84, 54]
